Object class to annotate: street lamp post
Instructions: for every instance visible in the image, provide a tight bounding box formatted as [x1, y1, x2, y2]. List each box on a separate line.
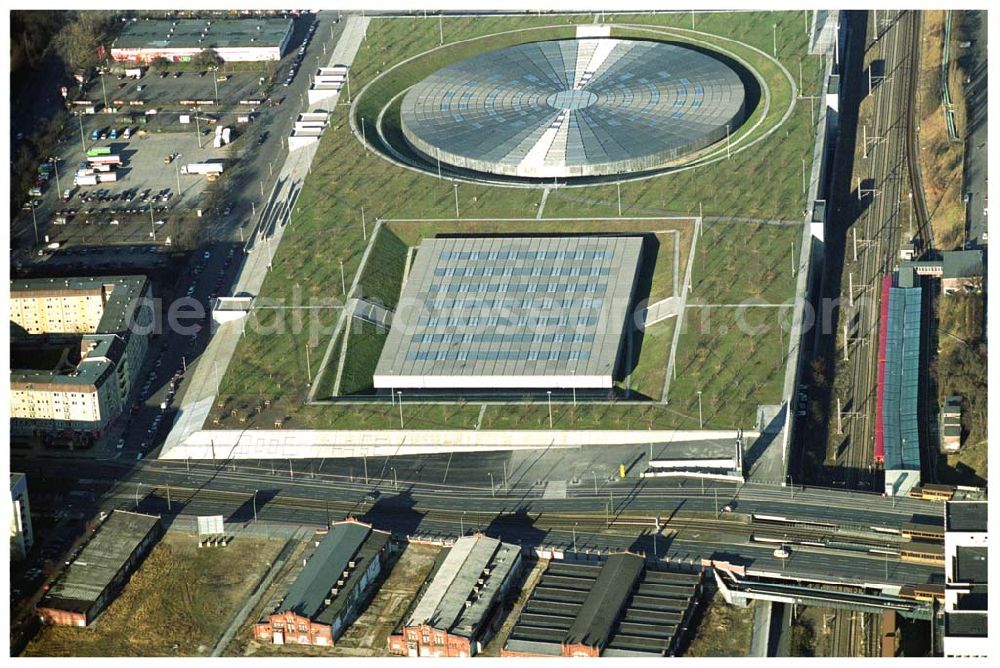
[99, 68, 109, 109]
[392, 467, 398, 490]
[77, 113, 86, 152]
[573, 522, 578, 553]
[253, 489, 258, 522]
[453, 182, 459, 217]
[397, 391, 403, 428]
[488, 472, 495, 497]
[697, 391, 703, 428]
[547, 390, 553, 428]
[175, 154, 182, 195]
[135, 482, 141, 510]
[30, 204, 39, 245]
[194, 111, 203, 149]
[212, 67, 220, 104]
[460, 510, 466, 536]
[149, 202, 156, 241]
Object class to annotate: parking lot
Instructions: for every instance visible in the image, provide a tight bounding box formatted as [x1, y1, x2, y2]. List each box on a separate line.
[17, 117, 243, 249]
[90, 68, 268, 111]
[13, 12, 330, 255]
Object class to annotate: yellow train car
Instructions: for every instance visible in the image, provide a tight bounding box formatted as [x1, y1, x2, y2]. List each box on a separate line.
[898, 583, 946, 603]
[899, 540, 945, 565]
[901, 521, 945, 542]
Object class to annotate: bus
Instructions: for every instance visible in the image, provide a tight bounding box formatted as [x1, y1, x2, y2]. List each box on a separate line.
[901, 521, 945, 542]
[86, 147, 112, 157]
[899, 540, 945, 565]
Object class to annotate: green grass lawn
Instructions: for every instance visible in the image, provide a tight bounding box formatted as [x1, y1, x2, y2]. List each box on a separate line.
[215, 11, 819, 430]
[690, 220, 801, 304]
[669, 305, 789, 427]
[338, 322, 389, 396]
[356, 225, 409, 308]
[626, 319, 676, 401]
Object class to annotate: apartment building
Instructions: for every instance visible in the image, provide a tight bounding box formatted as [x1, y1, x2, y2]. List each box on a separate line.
[9, 276, 153, 437]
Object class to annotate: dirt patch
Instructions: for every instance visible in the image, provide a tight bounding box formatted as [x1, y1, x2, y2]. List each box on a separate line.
[480, 557, 548, 656]
[234, 541, 442, 657]
[682, 591, 753, 657]
[23, 531, 284, 657]
[916, 10, 968, 250]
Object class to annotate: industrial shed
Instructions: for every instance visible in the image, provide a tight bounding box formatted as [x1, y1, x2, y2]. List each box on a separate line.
[36, 511, 162, 627]
[374, 236, 643, 390]
[502, 553, 703, 657]
[254, 519, 391, 646]
[388, 534, 522, 657]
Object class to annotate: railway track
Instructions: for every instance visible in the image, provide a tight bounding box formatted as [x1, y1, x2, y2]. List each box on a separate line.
[838, 10, 921, 490]
[138, 484, 917, 557]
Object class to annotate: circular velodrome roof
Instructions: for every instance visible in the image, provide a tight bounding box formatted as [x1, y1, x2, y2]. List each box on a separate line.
[400, 38, 747, 180]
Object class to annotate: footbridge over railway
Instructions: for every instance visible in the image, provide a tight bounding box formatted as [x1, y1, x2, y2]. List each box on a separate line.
[715, 569, 934, 621]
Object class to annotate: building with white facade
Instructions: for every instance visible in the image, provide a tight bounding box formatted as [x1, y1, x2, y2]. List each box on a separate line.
[943, 501, 988, 657]
[10, 276, 153, 438]
[10, 473, 33, 561]
[111, 19, 293, 63]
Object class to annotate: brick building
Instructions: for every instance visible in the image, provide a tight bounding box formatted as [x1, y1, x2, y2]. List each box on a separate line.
[254, 519, 390, 646]
[388, 534, 522, 657]
[36, 511, 162, 626]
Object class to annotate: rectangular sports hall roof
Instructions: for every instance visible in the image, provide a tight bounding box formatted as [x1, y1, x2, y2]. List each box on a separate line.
[373, 236, 643, 390]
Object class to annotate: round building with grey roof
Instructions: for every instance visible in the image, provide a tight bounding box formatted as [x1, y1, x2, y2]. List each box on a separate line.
[400, 38, 747, 180]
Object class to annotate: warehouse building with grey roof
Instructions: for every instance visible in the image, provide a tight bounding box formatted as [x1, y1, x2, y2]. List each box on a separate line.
[373, 236, 643, 390]
[36, 511, 162, 627]
[254, 519, 391, 647]
[502, 553, 703, 657]
[111, 18, 293, 63]
[388, 534, 522, 657]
